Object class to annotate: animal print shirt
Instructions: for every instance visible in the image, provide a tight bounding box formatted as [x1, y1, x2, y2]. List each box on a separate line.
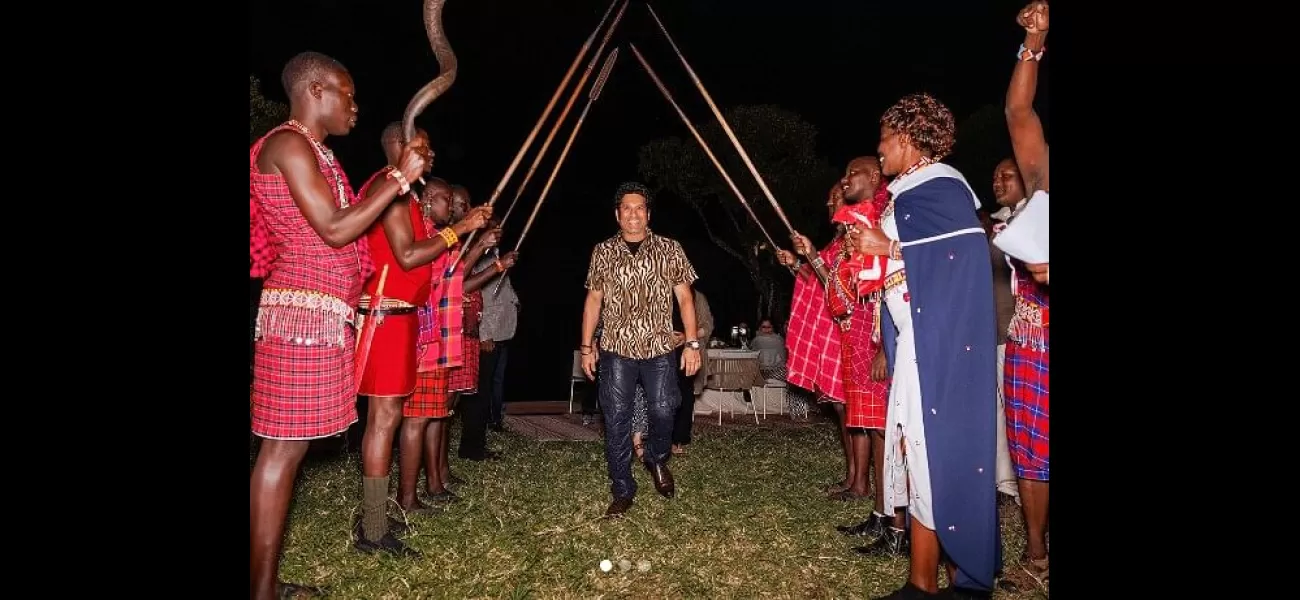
[584, 230, 698, 360]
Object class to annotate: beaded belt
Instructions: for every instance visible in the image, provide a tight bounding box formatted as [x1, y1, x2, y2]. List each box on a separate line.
[259, 288, 355, 322]
[1013, 296, 1048, 327]
[358, 295, 418, 316]
[884, 269, 907, 291]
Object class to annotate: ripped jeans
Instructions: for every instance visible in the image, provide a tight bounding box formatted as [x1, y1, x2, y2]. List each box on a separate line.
[598, 350, 681, 499]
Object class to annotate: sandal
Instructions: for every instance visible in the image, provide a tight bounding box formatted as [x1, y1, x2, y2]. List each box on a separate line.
[1022, 557, 1049, 589]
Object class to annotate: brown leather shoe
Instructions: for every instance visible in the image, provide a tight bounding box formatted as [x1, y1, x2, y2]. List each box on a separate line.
[605, 496, 634, 517]
[647, 463, 676, 498]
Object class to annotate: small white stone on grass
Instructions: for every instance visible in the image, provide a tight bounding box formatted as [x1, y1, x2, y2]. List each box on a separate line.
[599, 559, 612, 572]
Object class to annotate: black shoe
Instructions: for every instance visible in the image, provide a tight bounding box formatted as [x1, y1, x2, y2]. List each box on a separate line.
[458, 450, 501, 462]
[853, 526, 909, 556]
[352, 518, 420, 557]
[605, 496, 634, 517]
[352, 513, 410, 536]
[837, 512, 887, 537]
[871, 582, 942, 599]
[647, 462, 676, 498]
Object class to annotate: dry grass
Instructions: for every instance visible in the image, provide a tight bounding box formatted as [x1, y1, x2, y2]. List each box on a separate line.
[253, 417, 1047, 599]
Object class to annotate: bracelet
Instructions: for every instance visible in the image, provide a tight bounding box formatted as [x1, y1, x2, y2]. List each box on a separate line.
[439, 227, 459, 247]
[386, 167, 411, 195]
[1017, 43, 1044, 61]
[493, 259, 505, 273]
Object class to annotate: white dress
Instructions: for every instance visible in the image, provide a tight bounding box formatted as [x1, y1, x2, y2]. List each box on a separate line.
[879, 208, 937, 530]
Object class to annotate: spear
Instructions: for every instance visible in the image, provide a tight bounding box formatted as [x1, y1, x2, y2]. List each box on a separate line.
[627, 44, 795, 275]
[497, 0, 630, 229]
[453, 0, 625, 271]
[645, 4, 819, 272]
[493, 48, 621, 296]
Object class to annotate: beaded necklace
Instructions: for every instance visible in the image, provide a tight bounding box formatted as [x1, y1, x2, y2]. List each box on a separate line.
[284, 119, 349, 209]
[881, 156, 935, 219]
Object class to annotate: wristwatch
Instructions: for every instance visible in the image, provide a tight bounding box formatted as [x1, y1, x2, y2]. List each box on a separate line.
[684, 339, 701, 350]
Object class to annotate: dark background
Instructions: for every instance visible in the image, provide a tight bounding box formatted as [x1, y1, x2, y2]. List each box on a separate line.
[249, 0, 1049, 404]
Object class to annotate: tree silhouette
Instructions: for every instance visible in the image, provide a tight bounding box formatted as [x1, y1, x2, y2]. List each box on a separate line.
[250, 75, 288, 144]
[638, 105, 838, 320]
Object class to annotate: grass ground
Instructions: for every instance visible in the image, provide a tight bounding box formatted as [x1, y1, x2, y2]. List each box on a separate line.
[253, 416, 1047, 599]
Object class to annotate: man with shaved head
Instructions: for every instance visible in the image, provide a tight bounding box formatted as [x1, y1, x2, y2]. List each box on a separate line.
[350, 122, 491, 556]
[249, 51, 428, 599]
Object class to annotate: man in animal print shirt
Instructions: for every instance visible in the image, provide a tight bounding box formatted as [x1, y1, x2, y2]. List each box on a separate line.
[579, 181, 702, 518]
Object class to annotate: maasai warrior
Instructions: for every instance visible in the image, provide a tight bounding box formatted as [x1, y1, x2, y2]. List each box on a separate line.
[988, 159, 1027, 506]
[249, 51, 429, 600]
[998, 1, 1051, 587]
[580, 182, 701, 518]
[351, 122, 488, 556]
[453, 185, 509, 462]
[396, 185, 509, 512]
[851, 93, 999, 599]
[778, 159, 886, 506]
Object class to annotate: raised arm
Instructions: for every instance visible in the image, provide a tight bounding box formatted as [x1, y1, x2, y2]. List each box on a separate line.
[1005, 1, 1050, 194]
[380, 203, 491, 272]
[261, 133, 424, 248]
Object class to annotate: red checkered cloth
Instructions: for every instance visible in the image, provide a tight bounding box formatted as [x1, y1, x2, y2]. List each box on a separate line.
[406, 368, 453, 418]
[785, 237, 848, 403]
[251, 195, 274, 278]
[249, 123, 374, 301]
[448, 290, 483, 393]
[249, 123, 374, 440]
[251, 335, 359, 440]
[1004, 336, 1049, 481]
[842, 299, 889, 430]
[418, 241, 465, 370]
[1004, 263, 1049, 481]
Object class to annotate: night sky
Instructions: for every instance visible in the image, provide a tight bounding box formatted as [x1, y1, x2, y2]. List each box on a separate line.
[249, 0, 1050, 404]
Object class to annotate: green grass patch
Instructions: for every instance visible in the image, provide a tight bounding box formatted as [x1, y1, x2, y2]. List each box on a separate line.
[255, 419, 1046, 599]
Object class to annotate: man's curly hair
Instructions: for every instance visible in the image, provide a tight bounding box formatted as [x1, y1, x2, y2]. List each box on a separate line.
[612, 181, 654, 211]
[880, 93, 956, 160]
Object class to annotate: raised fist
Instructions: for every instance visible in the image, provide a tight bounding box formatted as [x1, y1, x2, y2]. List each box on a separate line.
[1017, 1, 1049, 34]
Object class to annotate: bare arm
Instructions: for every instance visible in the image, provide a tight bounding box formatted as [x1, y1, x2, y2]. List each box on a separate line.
[1005, 27, 1050, 193]
[463, 262, 501, 294]
[581, 289, 604, 349]
[261, 133, 404, 248]
[379, 200, 468, 271]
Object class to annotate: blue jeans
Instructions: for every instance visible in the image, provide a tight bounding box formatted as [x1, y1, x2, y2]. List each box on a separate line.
[489, 341, 509, 425]
[598, 351, 681, 499]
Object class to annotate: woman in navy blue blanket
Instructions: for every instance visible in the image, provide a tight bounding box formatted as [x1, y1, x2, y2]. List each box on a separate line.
[850, 93, 999, 600]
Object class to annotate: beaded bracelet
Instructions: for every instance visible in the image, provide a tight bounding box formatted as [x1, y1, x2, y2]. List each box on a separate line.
[386, 167, 411, 194]
[439, 227, 459, 247]
[1017, 44, 1044, 61]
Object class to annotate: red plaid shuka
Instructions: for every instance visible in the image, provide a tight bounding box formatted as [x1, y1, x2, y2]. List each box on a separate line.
[417, 236, 464, 372]
[405, 368, 453, 418]
[448, 290, 483, 393]
[1004, 263, 1049, 481]
[786, 237, 852, 403]
[248, 122, 373, 440]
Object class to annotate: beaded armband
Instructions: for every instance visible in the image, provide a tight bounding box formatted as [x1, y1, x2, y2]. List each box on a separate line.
[386, 167, 411, 194]
[1018, 44, 1044, 61]
[439, 227, 459, 247]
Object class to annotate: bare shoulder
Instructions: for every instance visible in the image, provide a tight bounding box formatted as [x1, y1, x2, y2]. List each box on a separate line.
[255, 131, 314, 174]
